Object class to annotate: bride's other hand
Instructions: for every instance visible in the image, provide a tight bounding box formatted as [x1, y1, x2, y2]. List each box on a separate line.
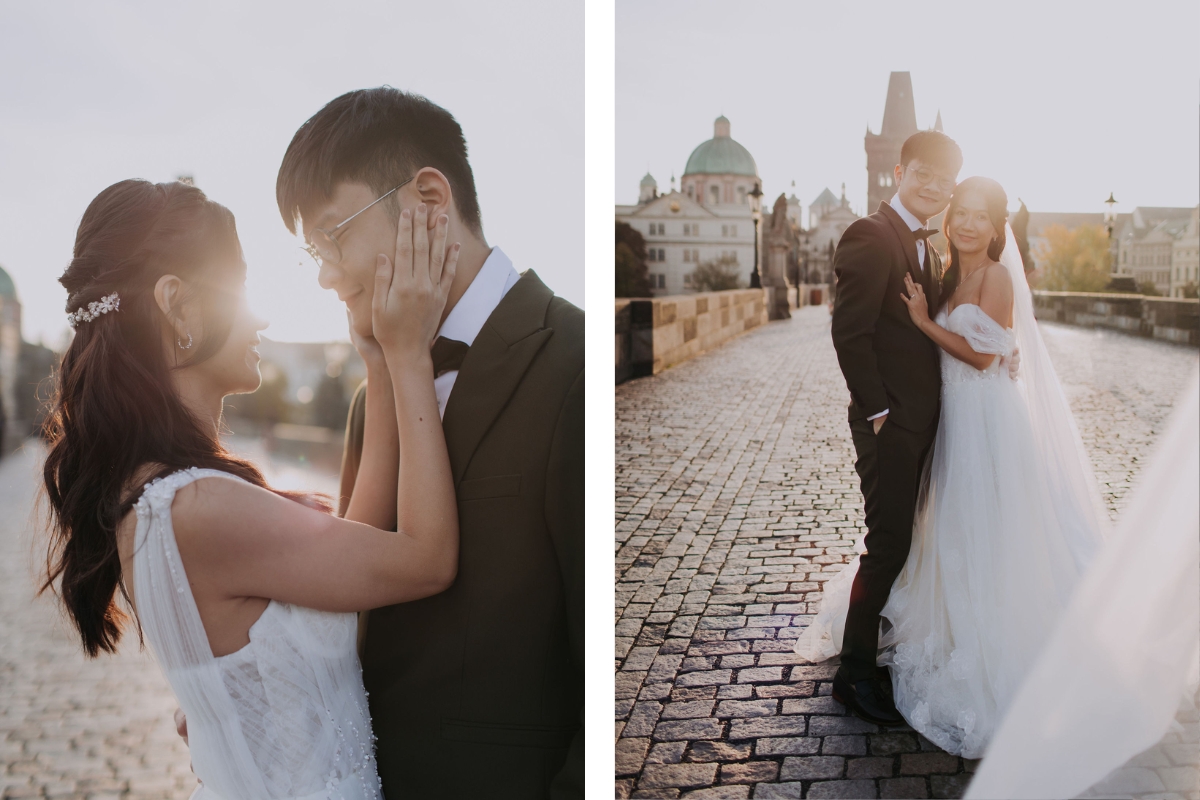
[174, 706, 188, 744]
[372, 204, 460, 364]
[1004, 345, 1021, 380]
[902, 273, 929, 329]
[346, 307, 385, 368]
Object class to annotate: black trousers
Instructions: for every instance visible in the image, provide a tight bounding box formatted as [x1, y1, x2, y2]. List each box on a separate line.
[840, 415, 938, 681]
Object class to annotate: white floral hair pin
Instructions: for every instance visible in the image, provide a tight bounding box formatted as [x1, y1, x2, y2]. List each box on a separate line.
[67, 292, 121, 327]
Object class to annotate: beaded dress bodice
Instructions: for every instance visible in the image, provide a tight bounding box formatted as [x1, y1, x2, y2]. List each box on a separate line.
[131, 468, 381, 800]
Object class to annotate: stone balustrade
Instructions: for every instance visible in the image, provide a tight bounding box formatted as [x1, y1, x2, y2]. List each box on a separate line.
[1032, 291, 1199, 346]
[616, 289, 768, 383]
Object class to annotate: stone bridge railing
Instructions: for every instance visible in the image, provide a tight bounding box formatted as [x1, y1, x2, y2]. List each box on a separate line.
[1032, 291, 1199, 347]
[616, 289, 767, 383]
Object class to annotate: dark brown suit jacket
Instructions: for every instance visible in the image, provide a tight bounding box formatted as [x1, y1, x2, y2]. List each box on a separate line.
[343, 270, 583, 799]
[830, 201, 944, 432]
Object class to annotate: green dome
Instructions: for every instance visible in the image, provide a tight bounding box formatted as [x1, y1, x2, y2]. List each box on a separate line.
[640, 172, 657, 187]
[683, 116, 758, 178]
[0, 265, 15, 299]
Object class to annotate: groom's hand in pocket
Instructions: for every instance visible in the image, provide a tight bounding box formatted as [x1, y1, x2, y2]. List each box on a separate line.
[873, 414, 887, 434]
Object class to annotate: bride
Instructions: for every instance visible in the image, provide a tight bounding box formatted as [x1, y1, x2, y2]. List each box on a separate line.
[795, 176, 1109, 757]
[40, 178, 459, 798]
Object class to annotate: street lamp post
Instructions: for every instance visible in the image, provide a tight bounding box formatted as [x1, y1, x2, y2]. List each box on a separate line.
[748, 184, 763, 288]
[1104, 192, 1119, 278]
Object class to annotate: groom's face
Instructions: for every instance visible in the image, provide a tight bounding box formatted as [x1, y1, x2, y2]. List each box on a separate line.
[894, 158, 957, 223]
[302, 182, 399, 340]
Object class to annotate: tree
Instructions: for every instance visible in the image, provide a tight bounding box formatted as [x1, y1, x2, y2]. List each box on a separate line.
[1182, 282, 1199, 299]
[615, 222, 652, 297]
[1034, 224, 1111, 292]
[1137, 280, 1162, 297]
[690, 254, 744, 292]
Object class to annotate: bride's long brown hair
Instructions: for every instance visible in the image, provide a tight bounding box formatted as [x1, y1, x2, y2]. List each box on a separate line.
[41, 179, 325, 657]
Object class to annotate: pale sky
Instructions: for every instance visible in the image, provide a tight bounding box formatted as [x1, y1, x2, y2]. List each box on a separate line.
[0, 0, 582, 346]
[617, 0, 1199, 219]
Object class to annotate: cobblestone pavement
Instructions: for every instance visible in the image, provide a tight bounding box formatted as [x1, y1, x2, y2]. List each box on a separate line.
[1, 440, 338, 799]
[614, 306, 1199, 800]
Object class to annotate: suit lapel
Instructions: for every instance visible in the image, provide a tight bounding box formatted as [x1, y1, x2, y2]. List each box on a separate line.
[878, 202, 922, 282]
[442, 270, 555, 485]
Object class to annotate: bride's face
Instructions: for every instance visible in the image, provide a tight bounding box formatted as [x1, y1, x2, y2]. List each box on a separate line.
[176, 273, 269, 400]
[946, 189, 997, 256]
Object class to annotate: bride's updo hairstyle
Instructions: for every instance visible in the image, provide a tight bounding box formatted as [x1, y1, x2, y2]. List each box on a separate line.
[938, 176, 1009, 311]
[42, 179, 322, 658]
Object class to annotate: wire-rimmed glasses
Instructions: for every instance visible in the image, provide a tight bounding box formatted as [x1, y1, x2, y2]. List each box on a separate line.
[906, 165, 956, 194]
[302, 176, 414, 267]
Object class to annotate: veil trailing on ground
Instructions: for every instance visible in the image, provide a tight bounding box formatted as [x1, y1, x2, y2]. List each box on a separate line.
[967, 370, 1200, 799]
[995, 223, 1111, 567]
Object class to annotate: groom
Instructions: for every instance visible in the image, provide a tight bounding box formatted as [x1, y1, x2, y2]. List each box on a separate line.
[278, 88, 583, 797]
[828, 131, 961, 726]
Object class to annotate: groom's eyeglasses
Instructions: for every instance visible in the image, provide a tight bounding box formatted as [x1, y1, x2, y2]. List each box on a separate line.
[906, 166, 956, 194]
[302, 176, 414, 268]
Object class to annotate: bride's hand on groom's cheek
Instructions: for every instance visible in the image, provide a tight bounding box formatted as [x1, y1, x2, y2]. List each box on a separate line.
[372, 204, 459, 360]
[346, 308, 386, 367]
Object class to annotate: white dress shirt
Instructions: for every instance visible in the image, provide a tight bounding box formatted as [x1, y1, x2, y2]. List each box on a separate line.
[870, 197, 933, 423]
[889, 194, 929, 270]
[433, 246, 520, 418]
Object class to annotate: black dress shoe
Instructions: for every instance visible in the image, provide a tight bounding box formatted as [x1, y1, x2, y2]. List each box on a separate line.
[876, 665, 894, 701]
[832, 667, 904, 727]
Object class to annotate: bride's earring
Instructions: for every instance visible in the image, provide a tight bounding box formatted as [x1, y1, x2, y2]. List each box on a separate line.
[177, 330, 193, 350]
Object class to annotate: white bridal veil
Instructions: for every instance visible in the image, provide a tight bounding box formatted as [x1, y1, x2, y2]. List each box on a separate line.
[994, 224, 1112, 568]
[967, 360, 1200, 798]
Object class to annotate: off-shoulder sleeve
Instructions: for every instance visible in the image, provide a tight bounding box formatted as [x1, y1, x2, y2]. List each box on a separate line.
[955, 304, 1013, 356]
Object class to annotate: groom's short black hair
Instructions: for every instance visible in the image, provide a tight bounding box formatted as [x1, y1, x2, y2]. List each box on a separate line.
[276, 87, 483, 236]
[900, 131, 963, 174]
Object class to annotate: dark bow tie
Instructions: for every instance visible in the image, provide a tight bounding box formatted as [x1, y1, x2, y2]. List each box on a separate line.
[431, 336, 470, 378]
[913, 228, 937, 241]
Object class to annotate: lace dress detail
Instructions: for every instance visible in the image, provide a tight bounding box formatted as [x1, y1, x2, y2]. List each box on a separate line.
[132, 468, 382, 799]
[795, 305, 1104, 758]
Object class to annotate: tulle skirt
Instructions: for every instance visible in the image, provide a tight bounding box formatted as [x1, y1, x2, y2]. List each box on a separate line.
[796, 371, 1103, 757]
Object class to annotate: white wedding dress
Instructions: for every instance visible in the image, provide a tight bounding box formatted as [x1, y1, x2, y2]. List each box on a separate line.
[796, 230, 1109, 758]
[131, 468, 383, 799]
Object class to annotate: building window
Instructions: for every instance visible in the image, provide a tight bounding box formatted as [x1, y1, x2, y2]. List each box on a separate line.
[647, 249, 656, 262]
[738, 187, 746, 204]
[687, 185, 694, 199]
[656, 274, 666, 289]
[692, 249, 700, 262]
[683, 273, 693, 287]
[721, 225, 728, 237]
[657, 248, 665, 261]
[683, 250, 691, 263]
[710, 186, 720, 205]
[730, 224, 737, 237]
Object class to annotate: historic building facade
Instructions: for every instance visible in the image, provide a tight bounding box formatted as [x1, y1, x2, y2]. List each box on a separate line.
[1171, 207, 1199, 297]
[1114, 207, 1196, 295]
[616, 117, 761, 296]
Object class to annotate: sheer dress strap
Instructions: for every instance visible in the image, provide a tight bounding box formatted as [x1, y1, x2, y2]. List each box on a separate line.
[950, 304, 1013, 357]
